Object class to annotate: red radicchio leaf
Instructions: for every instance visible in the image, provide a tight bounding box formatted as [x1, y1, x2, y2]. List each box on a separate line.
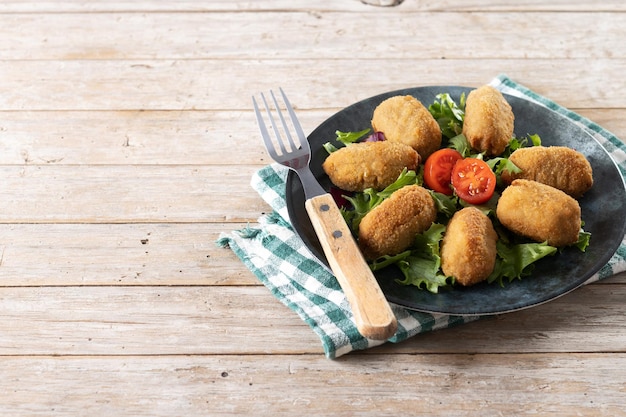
[329, 186, 353, 209]
[363, 131, 386, 142]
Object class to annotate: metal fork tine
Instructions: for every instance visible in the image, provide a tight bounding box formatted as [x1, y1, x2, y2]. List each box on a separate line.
[260, 92, 289, 156]
[270, 90, 299, 152]
[279, 87, 308, 151]
[252, 95, 279, 159]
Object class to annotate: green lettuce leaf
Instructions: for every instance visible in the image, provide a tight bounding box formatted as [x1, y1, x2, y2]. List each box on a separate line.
[487, 156, 521, 176]
[488, 240, 558, 286]
[501, 133, 542, 157]
[429, 191, 459, 218]
[369, 250, 411, 272]
[448, 133, 471, 157]
[322, 142, 339, 154]
[576, 230, 591, 252]
[394, 224, 454, 293]
[396, 256, 454, 293]
[342, 168, 418, 232]
[336, 128, 371, 145]
[322, 128, 371, 154]
[428, 93, 466, 139]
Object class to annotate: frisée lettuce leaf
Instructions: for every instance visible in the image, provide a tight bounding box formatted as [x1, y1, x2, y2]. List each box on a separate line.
[336, 128, 371, 145]
[341, 168, 419, 231]
[576, 230, 592, 252]
[371, 224, 454, 294]
[322, 128, 371, 154]
[488, 241, 558, 286]
[429, 93, 466, 139]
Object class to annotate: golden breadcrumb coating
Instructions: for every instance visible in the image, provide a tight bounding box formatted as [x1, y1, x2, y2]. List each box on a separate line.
[358, 185, 436, 260]
[440, 207, 498, 286]
[371, 95, 442, 159]
[462, 85, 514, 156]
[496, 179, 581, 247]
[322, 141, 419, 192]
[501, 146, 593, 198]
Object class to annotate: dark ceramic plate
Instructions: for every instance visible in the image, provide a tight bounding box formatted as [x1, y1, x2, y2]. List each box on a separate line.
[285, 86, 626, 315]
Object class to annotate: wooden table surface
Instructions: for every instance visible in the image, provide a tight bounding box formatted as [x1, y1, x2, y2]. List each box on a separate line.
[1, 1, 625, 415]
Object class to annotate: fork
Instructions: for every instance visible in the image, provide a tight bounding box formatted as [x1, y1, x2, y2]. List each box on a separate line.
[253, 89, 397, 340]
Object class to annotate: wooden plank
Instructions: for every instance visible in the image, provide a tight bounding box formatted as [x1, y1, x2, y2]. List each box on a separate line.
[0, 109, 310, 166]
[0, 286, 324, 356]
[0, 283, 624, 356]
[0, 109, 623, 166]
[1, 59, 625, 111]
[0, 353, 624, 416]
[0, 0, 624, 13]
[0, 11, 624, 60]
[0, 165, 268, 223]
[0, 223, 261, 286]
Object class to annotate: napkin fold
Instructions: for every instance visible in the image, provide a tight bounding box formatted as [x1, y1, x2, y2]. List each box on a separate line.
[217, 74, 626, 359]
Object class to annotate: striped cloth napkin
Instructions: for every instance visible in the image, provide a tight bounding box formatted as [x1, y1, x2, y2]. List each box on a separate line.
[217, 74, 626, 359]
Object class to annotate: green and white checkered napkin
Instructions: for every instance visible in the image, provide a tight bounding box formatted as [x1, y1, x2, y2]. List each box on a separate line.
[217, 74, 626, 359]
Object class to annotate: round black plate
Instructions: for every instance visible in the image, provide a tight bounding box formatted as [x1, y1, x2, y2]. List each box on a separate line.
[285, 86, 626, 315]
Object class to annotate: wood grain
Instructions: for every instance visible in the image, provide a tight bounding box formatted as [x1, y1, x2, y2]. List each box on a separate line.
[0, 223, 260, 286]
[1, 0, 625, 12]
[1, 59, 625, 111]
[0, 280, 624, 356]
[0, 2, 625, 416]
[1, 12, 624, 60]
[0, 354, 624, 416]
[0, 165, 266, 222]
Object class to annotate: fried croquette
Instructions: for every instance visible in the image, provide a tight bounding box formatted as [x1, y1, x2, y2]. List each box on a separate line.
[358, 185, 436, 260]
[462, 85, 514, 156]
[501, 146, 593, 198]
[440, 207, 498, 286]
[322, 141, 420, 192]
[371, 95, 442, 159]
[496, 179, 581, 247]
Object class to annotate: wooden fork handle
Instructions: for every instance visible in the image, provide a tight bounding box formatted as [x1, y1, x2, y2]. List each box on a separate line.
[305, 193, 398, 340]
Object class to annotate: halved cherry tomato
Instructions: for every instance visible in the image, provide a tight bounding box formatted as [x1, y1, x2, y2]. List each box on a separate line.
[423, 148, 464, 195]
[451, 158, 497, 205]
